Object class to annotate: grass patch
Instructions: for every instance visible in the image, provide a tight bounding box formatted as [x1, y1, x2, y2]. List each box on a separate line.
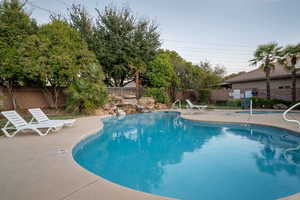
[0, 113, 83, 136]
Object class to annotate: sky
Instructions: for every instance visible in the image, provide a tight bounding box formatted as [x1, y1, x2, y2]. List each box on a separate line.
[26, 0, 300, 74]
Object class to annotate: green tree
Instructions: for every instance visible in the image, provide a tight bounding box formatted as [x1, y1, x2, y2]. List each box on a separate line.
[279, 44, 300, 102]
[143, 52, 177, 88]
[250, 42, 282, 100]
[68, 4, 94, 50]
[199, 61, 225, 88]
[0, 0, 37, 109]
[20, 20, 100, 109]
[93, 6, 135, 87]
[130, 19, 160, 95]
[93, 6, 161, 88]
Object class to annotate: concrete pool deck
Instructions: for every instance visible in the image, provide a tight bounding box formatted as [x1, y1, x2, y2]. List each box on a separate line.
[0, 110, 300, 200]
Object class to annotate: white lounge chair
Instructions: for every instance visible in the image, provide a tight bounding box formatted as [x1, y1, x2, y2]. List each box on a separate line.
[1, 111, 63, 137]
[186, 99, 208, 110]
[28, 108, 76, 127]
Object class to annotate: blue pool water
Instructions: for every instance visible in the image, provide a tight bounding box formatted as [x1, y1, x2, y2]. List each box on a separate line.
[73, 112, 300, 200]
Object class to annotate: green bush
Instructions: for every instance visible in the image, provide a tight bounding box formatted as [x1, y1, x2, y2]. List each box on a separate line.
[65, 64, 108, 114]
[251, 97, 292, 109]
[143, 88, 170, 104]
[66, 79, 107, 114]
[198, 89, 210, 103]
[216, 100, 227, 106]
[226, 99, 241, 107]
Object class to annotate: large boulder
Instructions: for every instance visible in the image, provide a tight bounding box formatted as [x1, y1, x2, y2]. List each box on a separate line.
[138, 97, 155, 109]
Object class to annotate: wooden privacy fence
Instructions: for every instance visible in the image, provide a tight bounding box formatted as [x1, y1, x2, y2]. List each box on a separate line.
[107, 87, 144, 97]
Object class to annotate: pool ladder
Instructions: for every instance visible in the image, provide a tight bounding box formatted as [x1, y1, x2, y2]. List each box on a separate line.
[283, 102, 300, 128]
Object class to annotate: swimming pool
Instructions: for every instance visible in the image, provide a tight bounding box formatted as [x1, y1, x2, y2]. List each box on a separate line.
[73, 112, 300, 200]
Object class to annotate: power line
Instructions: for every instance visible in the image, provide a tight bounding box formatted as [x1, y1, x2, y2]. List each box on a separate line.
[27, 1, 55, 14]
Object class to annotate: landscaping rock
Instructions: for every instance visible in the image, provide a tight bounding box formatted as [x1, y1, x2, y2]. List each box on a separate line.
[117, 104, 138, 114]
[273, 103, 288, 110]
[94, 108, 111, 116]
[110, 96, 124, 104]
[138, 97, 155, 109]
[155, 103, 169, 110]
[123, 98, 138, 105]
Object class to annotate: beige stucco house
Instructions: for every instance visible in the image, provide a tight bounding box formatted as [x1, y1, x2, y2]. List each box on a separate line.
[223, 65, 300, 101]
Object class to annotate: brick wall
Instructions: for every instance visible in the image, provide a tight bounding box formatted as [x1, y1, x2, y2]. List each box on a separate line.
[210, 88, 300, 103]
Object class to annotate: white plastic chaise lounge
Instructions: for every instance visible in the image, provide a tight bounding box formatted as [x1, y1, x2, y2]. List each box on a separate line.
[28, 108, 76, 127]
[1, 111, 63, 138]
[186, 99, 208, 110]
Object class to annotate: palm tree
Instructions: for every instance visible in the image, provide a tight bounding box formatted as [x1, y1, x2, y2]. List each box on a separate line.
[279, 44, 300, 103]
[250, 43, 282, 100]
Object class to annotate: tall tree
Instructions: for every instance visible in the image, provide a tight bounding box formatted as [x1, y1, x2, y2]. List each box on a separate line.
[0, 0, 37, 109]
[279, 44, 300, 102]
[68, 4, 94, 50]
[93, 6, 161, 88]
[250, 43, 282, 100]
[130, 19, 161, 95]
[142, 52, 177, 88]
[20, 20, 100, 109]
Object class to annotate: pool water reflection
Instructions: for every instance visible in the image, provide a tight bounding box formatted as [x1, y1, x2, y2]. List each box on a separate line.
[73, 112, 300, 200]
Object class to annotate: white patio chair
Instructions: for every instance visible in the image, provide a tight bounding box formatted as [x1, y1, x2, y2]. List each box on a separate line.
[1, 111, 63, 138]
[28, 108, 76, 127]
[186, 99, 208, 110]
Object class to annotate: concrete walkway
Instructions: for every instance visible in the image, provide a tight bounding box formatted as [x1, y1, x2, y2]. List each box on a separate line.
[1, 111, 300, 200]
[0, 116, 173, 200]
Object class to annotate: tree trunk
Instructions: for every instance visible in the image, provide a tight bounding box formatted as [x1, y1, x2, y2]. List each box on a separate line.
[135, 71, 140, 98]
[42, 88, 55, 108]
[266, 69, 271, 100]
[292, 68, 297, 103]
[53, 87, 59, 110]
[6, 84, 17, 110]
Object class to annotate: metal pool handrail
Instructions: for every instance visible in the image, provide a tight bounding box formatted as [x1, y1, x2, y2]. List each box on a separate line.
[283, 102, 300, 128]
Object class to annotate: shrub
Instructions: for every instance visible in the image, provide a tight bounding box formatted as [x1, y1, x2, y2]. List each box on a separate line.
[251, 97, 292, 109]
[66, 79, 107, 114]
[65, 64, 107, 114]
[143, 88, 170, 104]
[226, 99, 241, 107]
[198, 89, 210, 103]
[216, 100, 227, 106]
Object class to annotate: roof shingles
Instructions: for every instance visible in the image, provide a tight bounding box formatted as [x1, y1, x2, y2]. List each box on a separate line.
[226, 65, 299, 83]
